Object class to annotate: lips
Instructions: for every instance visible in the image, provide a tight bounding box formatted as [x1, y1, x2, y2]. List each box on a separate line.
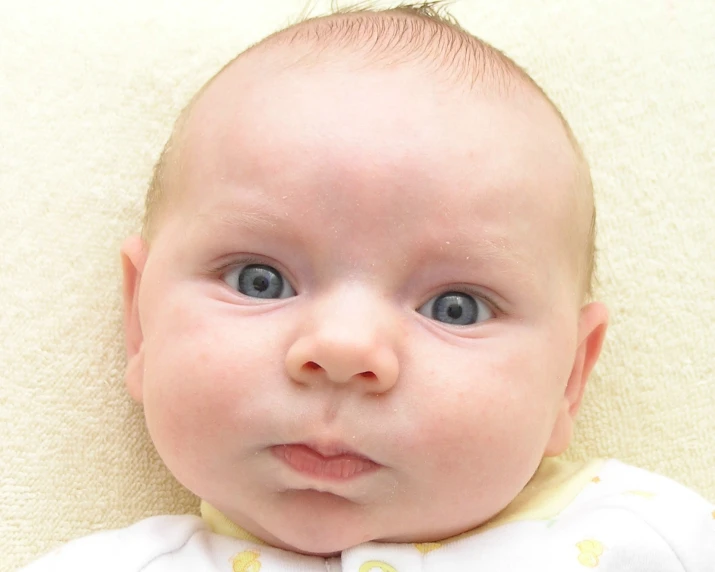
[272, 443, 379, 480]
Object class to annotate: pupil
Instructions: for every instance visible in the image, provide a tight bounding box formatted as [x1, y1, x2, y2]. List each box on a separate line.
[447, 304, 463, 319]
[253, 276, 269, 292]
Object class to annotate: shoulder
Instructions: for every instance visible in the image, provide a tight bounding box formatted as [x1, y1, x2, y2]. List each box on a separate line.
[570, 459, 713, 519]
[443, 459, 714, 571]
[19, 515, 211, 572]
[555, 459, 715, 571]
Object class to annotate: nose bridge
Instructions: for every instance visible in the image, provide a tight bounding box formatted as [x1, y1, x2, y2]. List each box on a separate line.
[318, 286, 388, 343]
[286, 286, 401, 391]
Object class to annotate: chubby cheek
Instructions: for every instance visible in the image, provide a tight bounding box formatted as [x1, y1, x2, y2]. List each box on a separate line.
[138, 295, 285, 491]
[401, 335, 568, 489]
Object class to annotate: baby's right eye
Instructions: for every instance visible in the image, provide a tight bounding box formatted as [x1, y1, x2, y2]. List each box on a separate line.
[417, 291, 494, 326]
[222, 264, 296, 299]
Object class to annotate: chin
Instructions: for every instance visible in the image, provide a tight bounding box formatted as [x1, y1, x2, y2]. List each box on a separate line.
[266, 517, 375, 556]
[273, 523, 375, 556]
[272, 535, 355, 557]
[288, 544, 343, 558]
[255, 490, 376, 555]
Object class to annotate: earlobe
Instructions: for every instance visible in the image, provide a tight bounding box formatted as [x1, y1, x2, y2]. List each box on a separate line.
[545, 301, 609, 456]
[120, 235, 149, 403]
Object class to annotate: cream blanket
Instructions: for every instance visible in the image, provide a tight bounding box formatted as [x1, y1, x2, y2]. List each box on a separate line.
[2, 1, 713, 570]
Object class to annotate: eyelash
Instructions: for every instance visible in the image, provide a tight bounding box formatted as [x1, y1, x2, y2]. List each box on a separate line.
[211, 255, 288, 279]
[423, 286, 502, 316]
[210, 256, 502, 315]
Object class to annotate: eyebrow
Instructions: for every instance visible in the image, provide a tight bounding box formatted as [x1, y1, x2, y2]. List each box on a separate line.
[191, 204, 286, 233]
[457, 235, 514, 261]
[188, 200, 533, 281]
[196, 209, 517, 256]
[430, 231, 538, 288]
[424, 222, 524, 264]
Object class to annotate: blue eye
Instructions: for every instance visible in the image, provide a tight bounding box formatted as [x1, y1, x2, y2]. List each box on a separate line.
[418, 291, 492, 325]
[224, 264, 295, 299]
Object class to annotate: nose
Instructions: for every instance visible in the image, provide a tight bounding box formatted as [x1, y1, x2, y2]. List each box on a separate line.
[285, 288, 400, 394]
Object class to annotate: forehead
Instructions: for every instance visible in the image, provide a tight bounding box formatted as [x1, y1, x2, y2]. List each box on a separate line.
[183, 52, 575, 200]
[172, 51, 578, 288]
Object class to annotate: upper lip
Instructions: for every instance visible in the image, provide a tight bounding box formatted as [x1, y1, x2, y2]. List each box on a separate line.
[292, 441, 374, 461]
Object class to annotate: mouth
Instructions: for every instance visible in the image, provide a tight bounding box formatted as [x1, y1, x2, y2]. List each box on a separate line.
[272, 442, 380, 480]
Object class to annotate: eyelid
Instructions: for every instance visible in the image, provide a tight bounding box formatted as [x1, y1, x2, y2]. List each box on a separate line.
[418, 285, 503, 317]
[209, 254, 299, 293]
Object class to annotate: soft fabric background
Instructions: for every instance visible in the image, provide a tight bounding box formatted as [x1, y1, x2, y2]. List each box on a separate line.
[1, 0, 713, 569]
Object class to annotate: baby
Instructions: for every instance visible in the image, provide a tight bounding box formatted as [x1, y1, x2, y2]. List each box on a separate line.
[22, 3, 714, 571]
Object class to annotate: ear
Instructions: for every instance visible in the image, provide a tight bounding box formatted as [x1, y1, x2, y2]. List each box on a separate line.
[545, 301, 609, 456]
[120, 235, 149, 403]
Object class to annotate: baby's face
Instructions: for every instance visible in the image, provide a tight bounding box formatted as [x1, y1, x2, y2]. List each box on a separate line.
[124, 51, 605, 554]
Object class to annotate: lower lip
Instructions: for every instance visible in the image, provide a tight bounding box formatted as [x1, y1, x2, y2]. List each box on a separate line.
[272, 444, 379, 480]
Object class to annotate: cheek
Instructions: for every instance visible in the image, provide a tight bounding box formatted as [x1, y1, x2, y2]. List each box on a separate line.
[139, 296, 287, 467]
[401, 334, 569, 463]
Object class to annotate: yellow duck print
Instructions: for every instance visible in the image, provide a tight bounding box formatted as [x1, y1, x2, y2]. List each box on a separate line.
[232, 549, 262, 572]
[576, 539, 604, 568]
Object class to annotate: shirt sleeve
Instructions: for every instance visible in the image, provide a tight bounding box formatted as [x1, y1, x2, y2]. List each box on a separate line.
[17, 515, 210, 572]
[570, 460, 715, 572]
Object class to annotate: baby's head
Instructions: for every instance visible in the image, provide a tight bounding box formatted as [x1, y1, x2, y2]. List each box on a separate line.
[121, 3, 608, 556]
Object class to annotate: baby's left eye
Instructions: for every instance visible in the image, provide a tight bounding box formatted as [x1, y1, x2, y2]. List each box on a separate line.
[417, 291, 494, 326]
[223, 264, 296, 299]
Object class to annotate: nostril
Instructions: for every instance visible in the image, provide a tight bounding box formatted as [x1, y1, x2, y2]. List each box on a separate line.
[359, 371, 377, 380]
[304, 361, 322, 371]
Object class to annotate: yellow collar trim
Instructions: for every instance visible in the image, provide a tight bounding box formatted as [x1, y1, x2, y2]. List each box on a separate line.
[201, 502, 267, 545]
[201, 457, 605, 546]
[448, 457, 605, 540]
